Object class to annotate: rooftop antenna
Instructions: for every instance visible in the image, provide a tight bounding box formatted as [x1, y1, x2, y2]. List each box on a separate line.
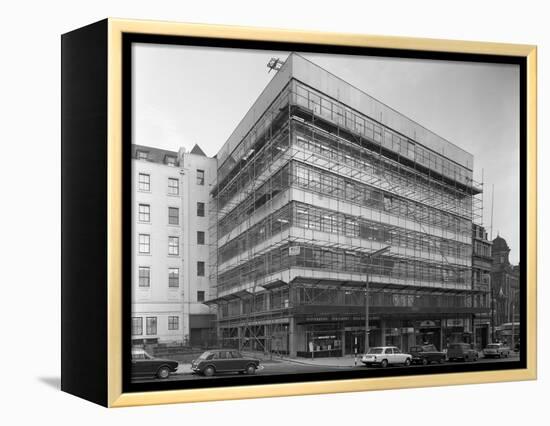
[267, 57, 285, 73]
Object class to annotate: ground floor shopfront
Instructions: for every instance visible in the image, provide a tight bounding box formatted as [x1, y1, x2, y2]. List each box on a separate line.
[295, 315, 476, 357]
[218, 313, 485, 357]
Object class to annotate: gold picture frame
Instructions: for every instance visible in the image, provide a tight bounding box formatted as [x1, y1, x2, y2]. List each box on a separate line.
[61, 18, 537, 407]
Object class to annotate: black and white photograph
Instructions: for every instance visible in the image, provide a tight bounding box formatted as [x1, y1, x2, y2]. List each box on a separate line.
[129, 42, 523, 385]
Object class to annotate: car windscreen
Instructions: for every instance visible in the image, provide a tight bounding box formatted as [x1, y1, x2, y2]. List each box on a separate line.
[198, 351, 214, 360]
[486, 344, 500, 349]
[367, 348, 384, 354]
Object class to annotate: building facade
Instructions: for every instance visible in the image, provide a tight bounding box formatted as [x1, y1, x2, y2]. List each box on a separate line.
[472, 224, 492, 349]
[131, 144, 217, 346]
[491, 235, 520, 340]
[209, 53, 489, 357]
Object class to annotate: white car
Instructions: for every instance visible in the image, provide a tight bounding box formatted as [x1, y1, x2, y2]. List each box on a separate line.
[483, 343, 511, 359]
[361, 346, 412, 368]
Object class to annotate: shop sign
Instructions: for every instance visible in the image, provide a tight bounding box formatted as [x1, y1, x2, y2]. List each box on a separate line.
[289, 246, 301, 256]
[419, 320, 438, 328]
[446, 319, 464, 327]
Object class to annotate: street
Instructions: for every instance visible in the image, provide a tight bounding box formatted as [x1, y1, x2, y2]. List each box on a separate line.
[134, 353, 520, 383]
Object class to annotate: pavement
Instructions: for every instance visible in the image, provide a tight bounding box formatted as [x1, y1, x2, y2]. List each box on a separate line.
[135, 350, 520, 383]
[235, 350, 520, 368]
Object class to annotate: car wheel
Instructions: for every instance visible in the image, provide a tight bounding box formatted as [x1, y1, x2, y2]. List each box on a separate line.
[203, 366, 215, 377]
[245, 364, 256, 375]
[404, 358, 411, 367]
[157, 366, 171, 379]
[381, 359, 388, 368]
[498, 353, 501, 359]
[439, 357, 445, 364]
[422, 358, 428, 366]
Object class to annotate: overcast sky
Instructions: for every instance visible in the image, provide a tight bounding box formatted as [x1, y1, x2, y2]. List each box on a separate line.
[133, 43, 520, 264]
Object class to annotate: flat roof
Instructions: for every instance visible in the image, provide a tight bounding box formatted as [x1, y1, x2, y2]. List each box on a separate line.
[217, 53, 474, 171]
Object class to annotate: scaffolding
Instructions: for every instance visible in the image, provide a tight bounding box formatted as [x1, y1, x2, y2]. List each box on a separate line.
[207, 79, 485, 352]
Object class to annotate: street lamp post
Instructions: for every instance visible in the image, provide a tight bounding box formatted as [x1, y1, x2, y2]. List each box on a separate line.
[364, 246, 391, 354]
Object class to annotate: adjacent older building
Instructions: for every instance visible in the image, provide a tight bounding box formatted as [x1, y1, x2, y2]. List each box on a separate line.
[208, 53, 488, 357]
[491, 235, 520, 337]
[131, 144, 217, 346]
[472, 224, 492, 348]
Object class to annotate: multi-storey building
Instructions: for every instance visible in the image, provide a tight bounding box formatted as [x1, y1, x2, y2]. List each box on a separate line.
[132, 144, 217, 346]
[491, 235, 520, 330]
[472, 224, 492, 348]
[208, 53, 488, 357]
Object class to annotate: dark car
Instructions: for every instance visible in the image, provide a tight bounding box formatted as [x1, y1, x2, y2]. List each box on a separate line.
[191, 349, 261, 376]
[410, 344, 446, 365]
[447, 343, 478, 362]
[131, 348, 179, 379]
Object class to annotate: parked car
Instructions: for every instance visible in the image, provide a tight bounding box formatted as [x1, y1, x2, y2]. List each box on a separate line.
[131, 348, 179, 379]
[361, 346, 412, 368]
[483, 343, 511, 358]
[191, 349, 261, 376]
[410, 344, 446, 365]
[447, 343, 478, 362]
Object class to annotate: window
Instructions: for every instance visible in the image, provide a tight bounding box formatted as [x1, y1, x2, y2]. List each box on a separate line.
[137, 150, 148, 160]
[132, 317, 143, 335]
[138, 204, 150, 222]
[138, 173, 150, 191]
[197, 290, 205, 302]
[146, 317, 157, 335]
[168, 236, 179, 255]
[168, 207, 179, 225]
[138, 234, 150, 253]
[138, 266, 150, 287]
[196, 169, 205, 185]
[168, 178, 179, 195]
[197, 231, 205, 245]
[197, 202, 205, 217]
[165, 156, 176, 166]
[197, 261, 205, 277]
[168, 316, 179, 330]
[168, 268, 179, 287]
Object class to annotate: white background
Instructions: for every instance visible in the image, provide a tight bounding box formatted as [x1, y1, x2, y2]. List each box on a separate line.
[0, 0, 547, 424]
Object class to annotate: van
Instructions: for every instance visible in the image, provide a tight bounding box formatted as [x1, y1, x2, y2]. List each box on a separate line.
[447, 343, 478, 362]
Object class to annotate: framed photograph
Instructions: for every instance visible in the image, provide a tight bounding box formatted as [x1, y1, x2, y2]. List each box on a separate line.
[61, 18, 537, 407]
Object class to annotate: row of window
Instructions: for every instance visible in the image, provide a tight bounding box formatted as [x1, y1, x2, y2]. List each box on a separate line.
[473, 240, 492, 258]
[218, 201, 472, 266]
[138, 266, 180, 287]
[218, 242, 471, 292]
[137, 263, 206, 288]
[138, 205, 206, 224]
[218, 285, 488, 318]
[132, 315, 181, 335]
[138, 234, 180, 255]
[137, 169, 205, 193]
[138, 232, 206, 255]
[138, 204, 181, 224]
